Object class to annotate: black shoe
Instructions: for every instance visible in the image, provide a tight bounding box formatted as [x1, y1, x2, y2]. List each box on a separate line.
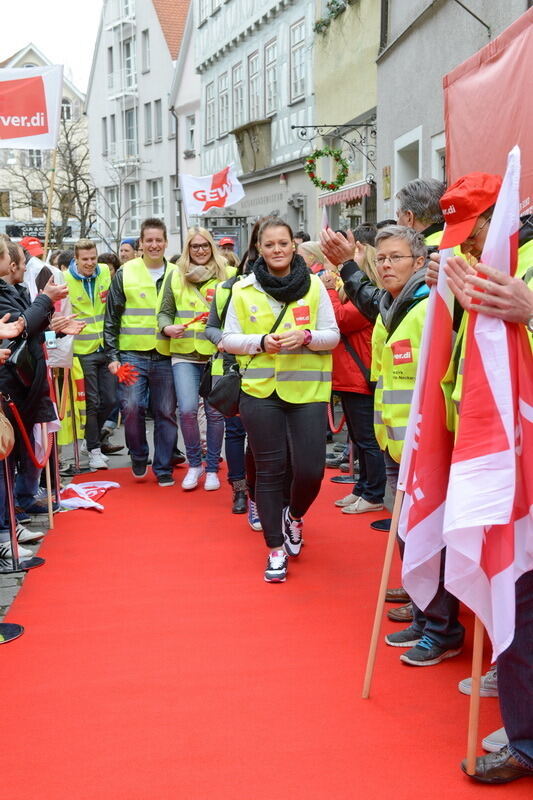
[101, 442, 124, 455]
[325, 454, 345, 468]
[172, 449, 186, 466]
[461, 746, 533, 783]
[232, 489, 247, 514]
[371, 518, 391, 532]
[131, 459, 148, 479]
[158, 473, 175, 487]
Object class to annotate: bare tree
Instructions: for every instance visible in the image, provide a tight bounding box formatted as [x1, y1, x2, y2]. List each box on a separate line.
[92, 160, 139, 252]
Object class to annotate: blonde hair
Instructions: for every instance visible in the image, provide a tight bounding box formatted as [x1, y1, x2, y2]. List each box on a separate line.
[0, 238, 6, 258]
[298, 241, 335, 270]
[178, 226, 229, 282]
[75, 238, 96, 257]
[220, 248, 239, 268]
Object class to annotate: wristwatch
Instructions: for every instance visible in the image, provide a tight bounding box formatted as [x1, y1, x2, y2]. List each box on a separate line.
[527, 314, 533, 333]
[302, 329, 312, 346]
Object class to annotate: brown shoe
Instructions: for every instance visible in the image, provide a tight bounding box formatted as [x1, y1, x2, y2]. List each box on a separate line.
[461, 746, 533, 784]
[385, 587, 410, 604]
[387, 602, 413, 622]
[101, 443, 124, 455]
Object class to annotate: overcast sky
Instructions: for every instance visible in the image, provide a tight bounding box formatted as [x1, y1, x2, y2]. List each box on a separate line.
[0, 0, 103, 92]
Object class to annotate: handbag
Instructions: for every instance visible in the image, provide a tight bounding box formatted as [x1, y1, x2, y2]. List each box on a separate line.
[5, 335, 35, 388]
[0, 398, 15, 460]
[207, 303, 289, 417]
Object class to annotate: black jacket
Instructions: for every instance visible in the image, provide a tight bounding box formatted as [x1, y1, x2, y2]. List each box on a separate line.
[0, 280, 55, 427]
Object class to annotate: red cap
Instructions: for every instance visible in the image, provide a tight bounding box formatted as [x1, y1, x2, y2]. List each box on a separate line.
[19, 236, 44, 257]
[219, 237, 235, 247]
[439, 173, 502, 249]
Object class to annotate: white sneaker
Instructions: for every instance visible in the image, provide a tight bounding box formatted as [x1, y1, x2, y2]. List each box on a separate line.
[0, 540, 34, 560]
[334, 492, 360, 508]
[16, 523, 45, 544]
[181, 466, 204, 490]
[482, 727, 508, 753]
[264, 550, 288, 582]
[458, 664, 498, 697]
[88, 448, 109, 471]
[204, 472, 220, 491]
[342, 497, 384, 514]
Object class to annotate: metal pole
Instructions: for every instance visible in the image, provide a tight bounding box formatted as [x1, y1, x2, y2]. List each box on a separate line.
[43, 149, 58, 254]
[68, 371, 80, 471]
[52, 432, 61, 506]
[41, 423, 54, 530]
[4, 456, 21, 572]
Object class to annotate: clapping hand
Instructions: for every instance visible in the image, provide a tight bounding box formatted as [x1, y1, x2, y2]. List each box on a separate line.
[43, 277, 68, 303]
[0, 313, 25, 339]
[51, 314, 86, 335]
[0, 348, 12, 365]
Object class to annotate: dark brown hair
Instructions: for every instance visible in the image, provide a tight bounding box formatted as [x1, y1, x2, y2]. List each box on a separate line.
[140, 217, 167, 241]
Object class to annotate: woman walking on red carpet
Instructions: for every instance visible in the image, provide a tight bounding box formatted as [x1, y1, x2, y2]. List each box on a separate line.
[222, 218, 339, 582]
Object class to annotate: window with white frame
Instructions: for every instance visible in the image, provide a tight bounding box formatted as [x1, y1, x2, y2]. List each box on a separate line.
[144, 102, 152, 144]
[154, 99, 163, 141]
[109, 114, 117, 156]
[232, 63, 244, 128]
[149, 178, 164, 216]
[185, 114, 196, 151]
[127, 182, 141, 234]
[123, 38, 136, 90]
[141, 29, 150, 72]
[28, 149, 43, 168]
[199, 0, 209, 23]
[61, 98, 72, 121]
[289, 19, 305, 103]
[168, 109, 176, 139]
[105, 186, 119, 237]
[248, 52, 261, 121]
[205, 82, 215, 142]
[124, 108, 137, 156]
[107, 46, 114, 89]
[218, 73, 229, 136]
[101, 118, 108, 155]
[265, 40, 277, 115]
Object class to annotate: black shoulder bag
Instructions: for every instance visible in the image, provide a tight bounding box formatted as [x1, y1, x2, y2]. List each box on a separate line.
[198, 290, 236, 399]
[340, 334, 375, 392]
[206, 303, 288, 417]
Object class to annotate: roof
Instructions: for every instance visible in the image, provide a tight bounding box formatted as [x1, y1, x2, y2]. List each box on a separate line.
[152, 0, 190, 59]
[0, 42, 85, 100]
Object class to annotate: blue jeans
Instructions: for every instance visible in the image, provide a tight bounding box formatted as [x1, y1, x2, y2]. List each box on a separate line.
[340, 391, 386, 504]
[498, 569, 533, 767]
[119, 351, 177, 477]
[224, 416, 246, 483]
[172, 361, 224, 472]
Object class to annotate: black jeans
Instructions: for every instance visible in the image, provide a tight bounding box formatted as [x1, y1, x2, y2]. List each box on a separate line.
[239, 391, 327, 548]
[339, 391, 386, 504]
[78, 350, 117, 451]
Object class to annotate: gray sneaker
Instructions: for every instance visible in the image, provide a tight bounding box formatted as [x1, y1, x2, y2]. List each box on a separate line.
[385, 624, 423, 647]
[482, 727, 508, 753]
[458, 664, 498, 697]
[264, 550, 288, 583]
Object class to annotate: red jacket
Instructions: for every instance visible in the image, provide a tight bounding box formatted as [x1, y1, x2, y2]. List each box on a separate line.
[327, 288, 374, 395]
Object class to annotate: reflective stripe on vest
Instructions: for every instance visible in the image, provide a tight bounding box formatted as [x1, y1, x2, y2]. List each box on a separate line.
[168, 270, 231, 356]
[232, 275, 332, 403]
[64, 265, 110, 355]
[118, 258, 169, 355]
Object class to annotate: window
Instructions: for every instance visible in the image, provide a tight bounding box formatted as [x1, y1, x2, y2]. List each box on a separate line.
[218, 73, 229, 136]
[199, 0, 209, 23]
[141, 29, 150, 72]
[149, 178, 164, 216]
[265, 40, 277, 115]
[123, 0, 132, 16]
[101, 117, 108, 155]
[31, 191, 44, 218]
[105, 186, 118, 237]
[124, 108, 137, 156]
[109, 114, 117, 156]
[185, 114, 196, 151]
[168, 109, 176, 139]
[154, 99, 163, 141]
[127, 182, 141, 234]
[232, 63, 244, 128]
[289, 19, 305, 102]
[28, 149, 43, 168]
[0, 191, 10, 217]
[61, 98, 72, 121]
[205, 82, 215, 142]
[144, 102, 152, 144]
[123, 38, 136, 90]
[107, 46, 114, 89]
[248, 52, 260, 121]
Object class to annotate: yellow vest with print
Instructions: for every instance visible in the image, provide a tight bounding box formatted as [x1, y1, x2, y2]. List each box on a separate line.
[118, 258, 170, 355]
[373, 298, 428, 462]
[210, 276, 241, 378]
[169, 267, 236, 356]
[232, 275, 332, 403]
[64, 265, 111, 355]
[371, 315, 388, 449]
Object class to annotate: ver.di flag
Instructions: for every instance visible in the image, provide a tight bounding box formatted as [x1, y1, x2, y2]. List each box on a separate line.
[0, 65, 64, 150]
[443, 145, 533, 659]
[180, 165, 245, 218]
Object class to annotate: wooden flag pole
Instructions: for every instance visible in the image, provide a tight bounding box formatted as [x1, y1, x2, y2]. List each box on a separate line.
[362, 488, 404, 698]
[43, 148, 58, 256]
[465, 616, 485, 774]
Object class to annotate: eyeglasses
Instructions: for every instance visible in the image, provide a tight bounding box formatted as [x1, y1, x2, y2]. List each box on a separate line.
[375, 255, 415, 267]
[464, 216, 491, 242]
[190, 243, 211, 252]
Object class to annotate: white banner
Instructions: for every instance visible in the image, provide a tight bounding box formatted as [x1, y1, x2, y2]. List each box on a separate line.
[180, 164, 245, 219]
[0, 65, 64, 150]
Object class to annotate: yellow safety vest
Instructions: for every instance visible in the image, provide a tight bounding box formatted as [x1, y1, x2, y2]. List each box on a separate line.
[232, 275, 332, 403]
[210, 276, 241, 379]
[57, 357, 87, 445]
[169, 267, 236, 356]
[118, 258, 170, 355]
[64, 265, 111, 355]
[373, 298, 428, 462]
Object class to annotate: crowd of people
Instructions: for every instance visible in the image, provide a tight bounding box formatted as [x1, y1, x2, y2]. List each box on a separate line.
[0, 168, 531, 785]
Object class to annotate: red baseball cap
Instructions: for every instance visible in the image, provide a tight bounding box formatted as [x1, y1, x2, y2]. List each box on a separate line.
[19, 236, 44, 257]
[219, 237, 235, 247]
[439, 172, 502, 249]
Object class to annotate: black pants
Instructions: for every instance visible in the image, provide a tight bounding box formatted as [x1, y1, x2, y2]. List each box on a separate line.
[78, 351, 117, 451]
[239, 391, 327, 548]
[339, 391, 386, 504]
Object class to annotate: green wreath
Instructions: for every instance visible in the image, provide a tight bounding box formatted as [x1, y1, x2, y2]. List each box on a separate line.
[304, 147, 349, 192]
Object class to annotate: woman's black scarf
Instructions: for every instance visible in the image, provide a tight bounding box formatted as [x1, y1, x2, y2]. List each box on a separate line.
[252, 253, 311, 303]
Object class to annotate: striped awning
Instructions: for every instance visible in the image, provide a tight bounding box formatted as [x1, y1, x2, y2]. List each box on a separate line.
[318, 181, 372, 207]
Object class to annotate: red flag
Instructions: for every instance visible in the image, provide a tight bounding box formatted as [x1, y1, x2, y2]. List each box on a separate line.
[443, 146, 533, 659]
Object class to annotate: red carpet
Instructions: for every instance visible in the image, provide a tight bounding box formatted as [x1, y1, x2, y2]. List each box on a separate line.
[2, 467, 529, 799]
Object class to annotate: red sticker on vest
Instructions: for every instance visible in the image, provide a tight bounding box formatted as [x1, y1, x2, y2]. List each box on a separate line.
[391, 339, 413, 364]
[292, 305, 310, 325]
[100, 289, 109, 303]
[205, 288, 215, 303]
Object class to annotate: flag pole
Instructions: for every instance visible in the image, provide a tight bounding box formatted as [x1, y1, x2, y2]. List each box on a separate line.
[362, 488, 404, 698]
[41, 422, 54, 530]
[465, 616, 485, 774]
[43, 148, 58, 255]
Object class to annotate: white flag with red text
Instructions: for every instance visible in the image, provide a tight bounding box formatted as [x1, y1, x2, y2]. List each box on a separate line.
[443, 145, 533, 659]
[0, 65, 63, 150]
[60, 481, 120, 512]
[180, 165, 245, 219]
[397, 249, 456, 609]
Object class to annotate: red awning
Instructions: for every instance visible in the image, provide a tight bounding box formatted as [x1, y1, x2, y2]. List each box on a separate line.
[318, 182, 371, 207]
